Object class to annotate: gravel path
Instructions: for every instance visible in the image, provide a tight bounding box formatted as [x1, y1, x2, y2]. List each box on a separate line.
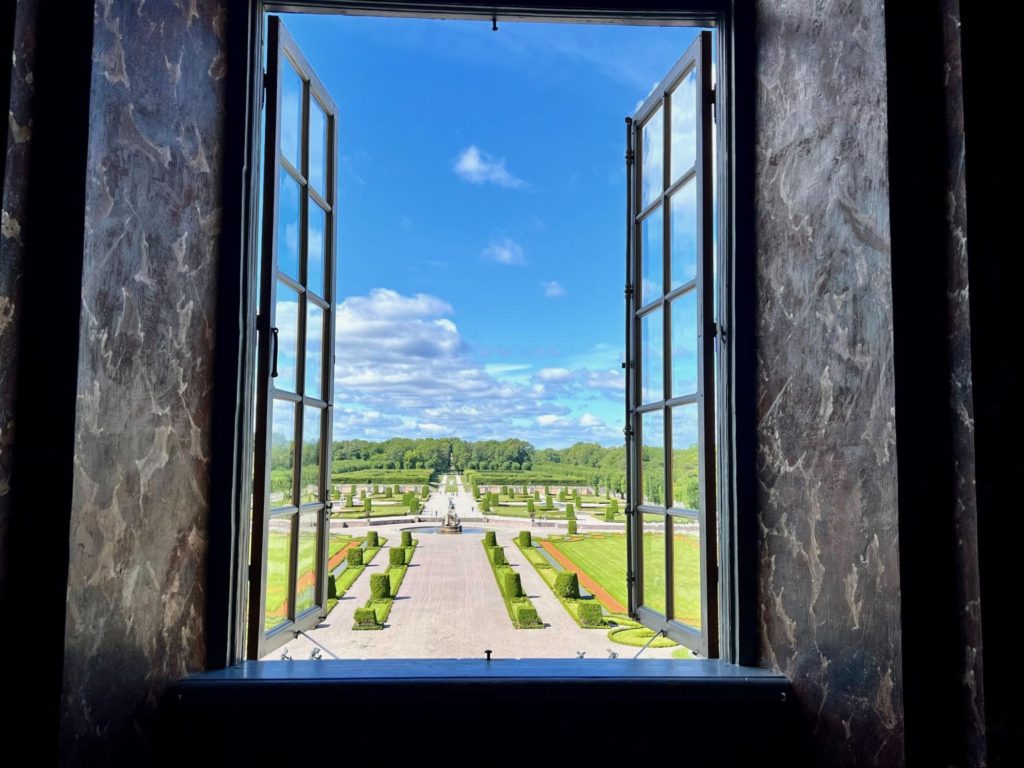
[271, 477, 676, 661]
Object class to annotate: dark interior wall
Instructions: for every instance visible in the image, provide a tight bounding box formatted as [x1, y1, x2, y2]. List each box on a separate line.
[58, 1, 228, 764]
[752, 1, 904, 765]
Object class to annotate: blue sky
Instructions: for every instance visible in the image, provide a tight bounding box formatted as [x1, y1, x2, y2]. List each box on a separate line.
[280, 14, 700, 448]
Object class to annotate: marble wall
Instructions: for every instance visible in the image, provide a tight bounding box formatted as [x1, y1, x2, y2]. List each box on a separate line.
[753, 1, 904, 765]
[59, 0, 226, 764]
[0, 0, 37, 614]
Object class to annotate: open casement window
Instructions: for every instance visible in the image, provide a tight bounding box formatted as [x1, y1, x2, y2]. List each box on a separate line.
[626, 30, 718, 657]
[248, 16, 339, 659]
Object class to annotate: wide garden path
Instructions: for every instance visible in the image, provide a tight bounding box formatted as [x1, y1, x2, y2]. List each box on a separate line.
[272, 479, 676, 661]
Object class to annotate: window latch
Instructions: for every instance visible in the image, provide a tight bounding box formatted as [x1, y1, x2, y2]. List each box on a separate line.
[271, 327, 280, 378]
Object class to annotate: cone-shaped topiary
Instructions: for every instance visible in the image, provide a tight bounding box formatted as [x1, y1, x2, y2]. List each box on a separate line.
[504, 572, 523, 598]
[401, 530, 412, 547]
[365, 530, 378, 547]
[526, 499, 535, 515]
[518, 531, 532, 547]
[568, 520, 578, 535]
[483, 530, 497, 547]
[555, 571, 580, 599]
[328, 574, 338, 599]
[490, 547, 506, 565]
[565, 503, 575, 519]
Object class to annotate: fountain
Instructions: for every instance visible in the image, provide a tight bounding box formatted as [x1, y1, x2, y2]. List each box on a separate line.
[440, 498, 462, 534]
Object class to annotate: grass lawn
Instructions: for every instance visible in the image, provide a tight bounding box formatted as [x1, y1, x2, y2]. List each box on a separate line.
[550, 531, 702, 627]
[487, 503, 569, 519]
[333, 504, 414, 519]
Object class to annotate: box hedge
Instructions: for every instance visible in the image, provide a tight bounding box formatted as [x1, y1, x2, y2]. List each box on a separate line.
[347, 547, 363, 566]
[504, 572, 523, 598]
[518, 531, 532, 547]
[327, 574, 338, 600]
[490, 547, 507, 566]
[483, 530, 497, 547]
[389, 547, 406, 567]
[555, 571, 580, 599]
[515, 605, 539, 627]
[354, 607, 378, 627]
[578, 601, 603, 627]
[526, 500, 535, 515]
[568, 520, 578, 535]
[401, 530, 413, 547]
[370, 573, 391, 599]
[365, 530, 378, 547]
[565, 503, 575, 519]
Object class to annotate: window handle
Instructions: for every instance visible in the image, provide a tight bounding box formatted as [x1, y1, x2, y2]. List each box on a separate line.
[271, 327, 279, 378]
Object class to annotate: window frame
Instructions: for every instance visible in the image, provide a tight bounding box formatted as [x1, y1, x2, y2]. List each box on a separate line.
[211, 0, 756, 668]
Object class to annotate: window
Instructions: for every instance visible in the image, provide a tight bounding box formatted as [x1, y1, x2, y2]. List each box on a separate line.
[239, 4, 733, 663]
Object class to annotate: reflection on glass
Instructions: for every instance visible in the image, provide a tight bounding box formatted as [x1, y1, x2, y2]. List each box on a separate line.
[295, 511, 318, 615]
[301, 406, 322, 503]
[671, 291, 698, 396]
[277, 169, 301, 282]
[670, 68, 697, 182]
[308, 98, 327, 194]
[307, 202, 326, 297]
[281, 61, 303, 171]
[640, 206, 663, 306]
[670, 180, 697, 289]
[640, 410, 665, 507]
[672, 517, 702, 628]
[270, 399, 295, 507]
[304, 303, 324, 399]
[275, 282, 300, 392]
[265, 514, 294, 631]
[641, 513, 667, 615]
[641, 106, 664, 207]
[671, 404, 699, 511]
[640, 309, 664, 405]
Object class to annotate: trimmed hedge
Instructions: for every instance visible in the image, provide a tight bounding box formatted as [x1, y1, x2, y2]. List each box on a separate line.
[490, 547, 507, 566]
[568, 520, 578, 535]
[480, 498, 491, 512]
[555, 571, 580, 599]
[365, 530, 379, 547]
[401, 530, 413, 547]
[483, 530, 497, 547]
[370, 573, 391, 600]
[518, 531, 532, 547]
[526, 500, 535, 515]
[605, 499, 618, 521]
[327, 574, 338, 600]
[347, 548, 364, 566]
[515, 605, 539, 627]
[354, 607, 378, 627]
[389, 547, 406, 567]
[578, 601, 603, 627]
[544, 496, 554, 510]
[565, 503, 575, 519]
[504, 572, 523, 598]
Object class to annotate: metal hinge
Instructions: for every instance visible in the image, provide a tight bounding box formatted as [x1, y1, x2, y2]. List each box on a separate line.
[625, 283, 633, 299]
[623, 426, 634, 438]
[710, 86, 717, 124]
[625, 148, 635, 164]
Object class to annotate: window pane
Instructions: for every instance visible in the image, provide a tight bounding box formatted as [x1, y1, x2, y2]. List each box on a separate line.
[309, 97, 327, 195]
[304, 302, 325, 399]
[307, 201, 326, 298]
[671, 516, 702, 628]
[641, 513, 667, 615]
[300, 406, 322, 503]
[670, 67, 697, 182]
[640, 410, 665, 507]
[640, 205, 663, 306]
[280, 60, 303, 170]
[277, 169, 301, 282]
[671, 291, 698, 397]
[270, 399, 296, 507]
[640, 309, 664, 405]
[275, 282, 300, 392]
[669, 179, 697, 289]
[295, 511, 318, 615]
[265, 514, 294, 631]
[641, 106, 664, 208]
[671, 403, 699, 511]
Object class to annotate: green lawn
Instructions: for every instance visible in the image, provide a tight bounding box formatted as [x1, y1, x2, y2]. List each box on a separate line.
[549, 531, 702, 627]
[333, 504, 415, 519]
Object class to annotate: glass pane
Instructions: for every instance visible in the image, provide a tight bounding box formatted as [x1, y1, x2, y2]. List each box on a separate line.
[300, 406, 322, 503]
[307, 202, 326, 297]
[640, 206, 663, 306]
[275, 282, 300, 392]
[270, 399, 296, 507]
[671, 404, 699, 512]
[669, 180, 698, 289]
[295, 511, 319, 615]
[309, 97, 327, 195]
[670, 67, 697, 182]
[671, 291, 698, 397]
[265, 514, 294, 631]
[640, 410, 665, 507]
[672, 517, 702, 628]
[641, 106, 664, 207]
[640, 308, 664, 405]
[641, 513, 667, 615]
[277, 169, 301, 282]
[280, 60, 303, 171]
[304, 302, 325, 398]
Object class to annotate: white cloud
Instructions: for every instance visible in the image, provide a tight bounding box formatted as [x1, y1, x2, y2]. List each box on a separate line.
[542, 280, 566, 298]
[482, 237, 525, 266]
[454, 145, 527, 189]
[537, 367, 572, 382]
[579, 413, 602, 427]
